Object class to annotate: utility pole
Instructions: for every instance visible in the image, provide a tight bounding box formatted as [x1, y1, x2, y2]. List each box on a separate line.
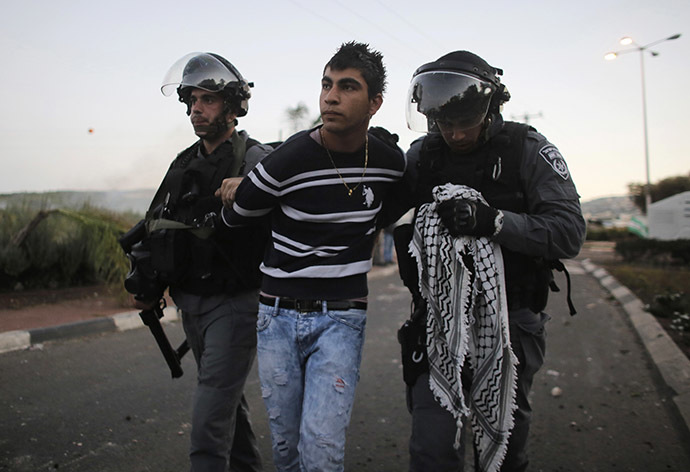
[511, 111, 543, 125]
[605, 33, 682, 214]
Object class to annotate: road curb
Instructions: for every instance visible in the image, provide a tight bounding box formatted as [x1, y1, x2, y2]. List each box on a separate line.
[0, 270, 399, 355]
[0, 307, 180, 354]
[581, 258, 690, 434]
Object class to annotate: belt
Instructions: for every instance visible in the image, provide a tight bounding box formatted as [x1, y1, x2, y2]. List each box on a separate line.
[259, 295, 367, 313]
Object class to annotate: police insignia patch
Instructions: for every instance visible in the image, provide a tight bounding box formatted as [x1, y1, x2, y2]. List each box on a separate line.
[539, 145, 570, 180]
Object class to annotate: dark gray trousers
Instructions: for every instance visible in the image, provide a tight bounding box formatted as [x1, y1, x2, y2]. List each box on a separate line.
[407, 310, 548, 472]
[182, 290, 262, 472]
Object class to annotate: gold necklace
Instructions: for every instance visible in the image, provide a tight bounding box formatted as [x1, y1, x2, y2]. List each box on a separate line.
[319, 128, 369, 196]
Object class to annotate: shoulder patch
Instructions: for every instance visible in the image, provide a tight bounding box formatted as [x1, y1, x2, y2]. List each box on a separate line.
[539, 145, 570, 180]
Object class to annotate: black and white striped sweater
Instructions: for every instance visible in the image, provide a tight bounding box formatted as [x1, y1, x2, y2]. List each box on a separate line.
[221, 128, 406, 300]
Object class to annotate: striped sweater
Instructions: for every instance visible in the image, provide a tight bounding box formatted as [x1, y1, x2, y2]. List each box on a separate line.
[221, 128, 407, 299]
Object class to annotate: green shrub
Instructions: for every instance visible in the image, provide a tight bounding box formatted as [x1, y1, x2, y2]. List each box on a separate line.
[646, 292, 690, 318]
[646, 292, 690, 345]
[0, 205, 136, 292]
[586, 226, 636, 242]
[615, 239, 690, 266]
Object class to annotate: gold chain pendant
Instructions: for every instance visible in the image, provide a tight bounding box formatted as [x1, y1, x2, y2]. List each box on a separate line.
[320, 128, 368, 197]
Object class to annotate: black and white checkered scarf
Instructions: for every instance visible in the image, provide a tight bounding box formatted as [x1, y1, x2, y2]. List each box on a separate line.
[410, 183, 518, 472]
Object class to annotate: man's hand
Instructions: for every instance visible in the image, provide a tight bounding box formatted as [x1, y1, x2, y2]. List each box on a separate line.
[130, 294, 158, 311]
[215, 177, 244, 208]
[436, 199, 501, 238]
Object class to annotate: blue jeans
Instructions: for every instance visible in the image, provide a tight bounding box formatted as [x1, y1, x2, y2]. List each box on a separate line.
[256, 300, 367, 472]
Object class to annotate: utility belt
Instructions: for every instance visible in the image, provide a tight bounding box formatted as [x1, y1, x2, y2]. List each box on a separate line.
[181, 273, 247, 297]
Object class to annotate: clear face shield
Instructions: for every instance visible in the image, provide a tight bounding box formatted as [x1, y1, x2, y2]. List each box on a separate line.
[406, 71, 495, 133]
[160, 52, 242, 96]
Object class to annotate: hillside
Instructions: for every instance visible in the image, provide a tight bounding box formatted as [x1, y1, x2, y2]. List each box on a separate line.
[580, 195, 641, 220]
[0, 189, 156, 216]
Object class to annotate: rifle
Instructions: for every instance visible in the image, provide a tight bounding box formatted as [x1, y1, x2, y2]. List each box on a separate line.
[119, 220, 190, 378]
[138, 298, 189, 378]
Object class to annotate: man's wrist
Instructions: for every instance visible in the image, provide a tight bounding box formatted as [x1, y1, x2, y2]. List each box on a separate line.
[491, 210, 504, 238]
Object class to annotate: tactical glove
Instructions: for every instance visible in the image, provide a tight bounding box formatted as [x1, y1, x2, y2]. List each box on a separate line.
[436, 199, 502, 238]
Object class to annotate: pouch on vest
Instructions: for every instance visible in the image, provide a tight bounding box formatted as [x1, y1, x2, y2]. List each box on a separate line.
[149, 228, 190, 286]
[395, 221, 430, 386]
[182, 233, 228, 295]
[394, 223, 421, 298]
[398, 300, 429, 386]
[524, 257, 550, 314]
[528, 258, 576, 316]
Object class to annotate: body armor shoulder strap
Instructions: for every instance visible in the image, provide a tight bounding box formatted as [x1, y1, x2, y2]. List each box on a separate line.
[146, 133, 259, 220]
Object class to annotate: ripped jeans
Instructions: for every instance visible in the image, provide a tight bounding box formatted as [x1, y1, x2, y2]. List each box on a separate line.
[256, 300, 367, 472]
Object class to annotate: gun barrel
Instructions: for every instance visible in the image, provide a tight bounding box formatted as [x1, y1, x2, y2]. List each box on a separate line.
[139, 306, 184, 378]
[119, 219, 147, 253]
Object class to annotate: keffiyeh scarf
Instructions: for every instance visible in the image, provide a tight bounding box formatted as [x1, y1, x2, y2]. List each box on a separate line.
[409, 183, 518, 472]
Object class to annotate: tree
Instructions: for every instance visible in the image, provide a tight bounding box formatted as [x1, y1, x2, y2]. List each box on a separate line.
[284, 102, 322, 136]
[628, 172, 690, 213]
[285, 102, 310, 134]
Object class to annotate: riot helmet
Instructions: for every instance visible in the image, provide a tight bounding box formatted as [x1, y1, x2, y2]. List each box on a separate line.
[406, 51, 510, 133]
[161, 52, 253, 117]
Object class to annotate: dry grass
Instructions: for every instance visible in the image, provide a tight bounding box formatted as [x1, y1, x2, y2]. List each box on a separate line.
[601, 261, 690, 357]
[601, 263, 690, 306]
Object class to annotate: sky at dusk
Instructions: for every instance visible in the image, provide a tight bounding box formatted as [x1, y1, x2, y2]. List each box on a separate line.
[1, 0, 688, 202]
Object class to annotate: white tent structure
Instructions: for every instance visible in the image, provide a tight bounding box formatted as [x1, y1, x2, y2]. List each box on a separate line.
[648, 191, 690, 240]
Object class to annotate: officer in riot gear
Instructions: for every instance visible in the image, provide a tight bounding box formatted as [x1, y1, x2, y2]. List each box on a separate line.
[129, 52, 272, 472]
[394, 51, 586, 471]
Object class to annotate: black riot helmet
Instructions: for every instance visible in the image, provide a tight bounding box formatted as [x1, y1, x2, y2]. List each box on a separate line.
[406, 51, 510, 133]
[161, 52, 253, 117]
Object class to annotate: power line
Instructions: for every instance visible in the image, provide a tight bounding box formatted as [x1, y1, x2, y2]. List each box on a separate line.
[286, 0, 360, 38]
[332, 0, 430, 59]
[511, 111, 543, 125]
[374, 0, 445, 51]
[287, 0, 430, 62]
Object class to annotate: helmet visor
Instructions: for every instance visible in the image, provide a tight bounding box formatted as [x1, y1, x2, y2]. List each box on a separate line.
[161, 52, 241, 96]
[406, 71, 495, 132]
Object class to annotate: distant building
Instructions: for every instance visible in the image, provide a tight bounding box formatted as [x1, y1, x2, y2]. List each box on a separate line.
[581, 195, 642, 230]
[648, 191, 690, 240]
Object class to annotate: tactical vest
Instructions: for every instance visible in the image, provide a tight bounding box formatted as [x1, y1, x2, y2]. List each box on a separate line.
[144, 133, 268, 296]
[418, 122, 567, 314]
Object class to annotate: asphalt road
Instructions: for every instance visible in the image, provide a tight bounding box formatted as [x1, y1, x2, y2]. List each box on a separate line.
[1, 263, 689, 471]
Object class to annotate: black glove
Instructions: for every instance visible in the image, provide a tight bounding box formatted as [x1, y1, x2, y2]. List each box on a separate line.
[436, 199, 500, 237]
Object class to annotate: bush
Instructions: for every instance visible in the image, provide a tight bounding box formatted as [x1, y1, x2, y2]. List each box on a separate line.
[646, 292, 690, 318]
[646, 292, 690, 345]
[586, 226, 636, 242]
[0, 205, 136, 292]
[615, 239, 690, 267]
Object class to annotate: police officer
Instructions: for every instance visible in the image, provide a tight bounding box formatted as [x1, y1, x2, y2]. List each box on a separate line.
[138, 52, 272, 472]
[397, 51, 586, 471]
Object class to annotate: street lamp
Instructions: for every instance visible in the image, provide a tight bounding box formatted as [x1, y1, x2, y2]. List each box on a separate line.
[605, 33, 681, 213]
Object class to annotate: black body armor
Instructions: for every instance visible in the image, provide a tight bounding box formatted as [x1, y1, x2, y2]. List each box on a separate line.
[417, 122, 554, 313]
[142, 137, 268, 296]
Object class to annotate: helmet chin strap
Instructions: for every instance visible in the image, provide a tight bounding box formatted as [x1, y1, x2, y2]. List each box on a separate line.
[481, 115, 493, 143]
[197, 115, 230, 141]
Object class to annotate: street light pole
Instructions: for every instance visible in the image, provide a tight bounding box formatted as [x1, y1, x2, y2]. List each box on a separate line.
[638, 45, 651, 213]
[605, 33, 681, 214]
